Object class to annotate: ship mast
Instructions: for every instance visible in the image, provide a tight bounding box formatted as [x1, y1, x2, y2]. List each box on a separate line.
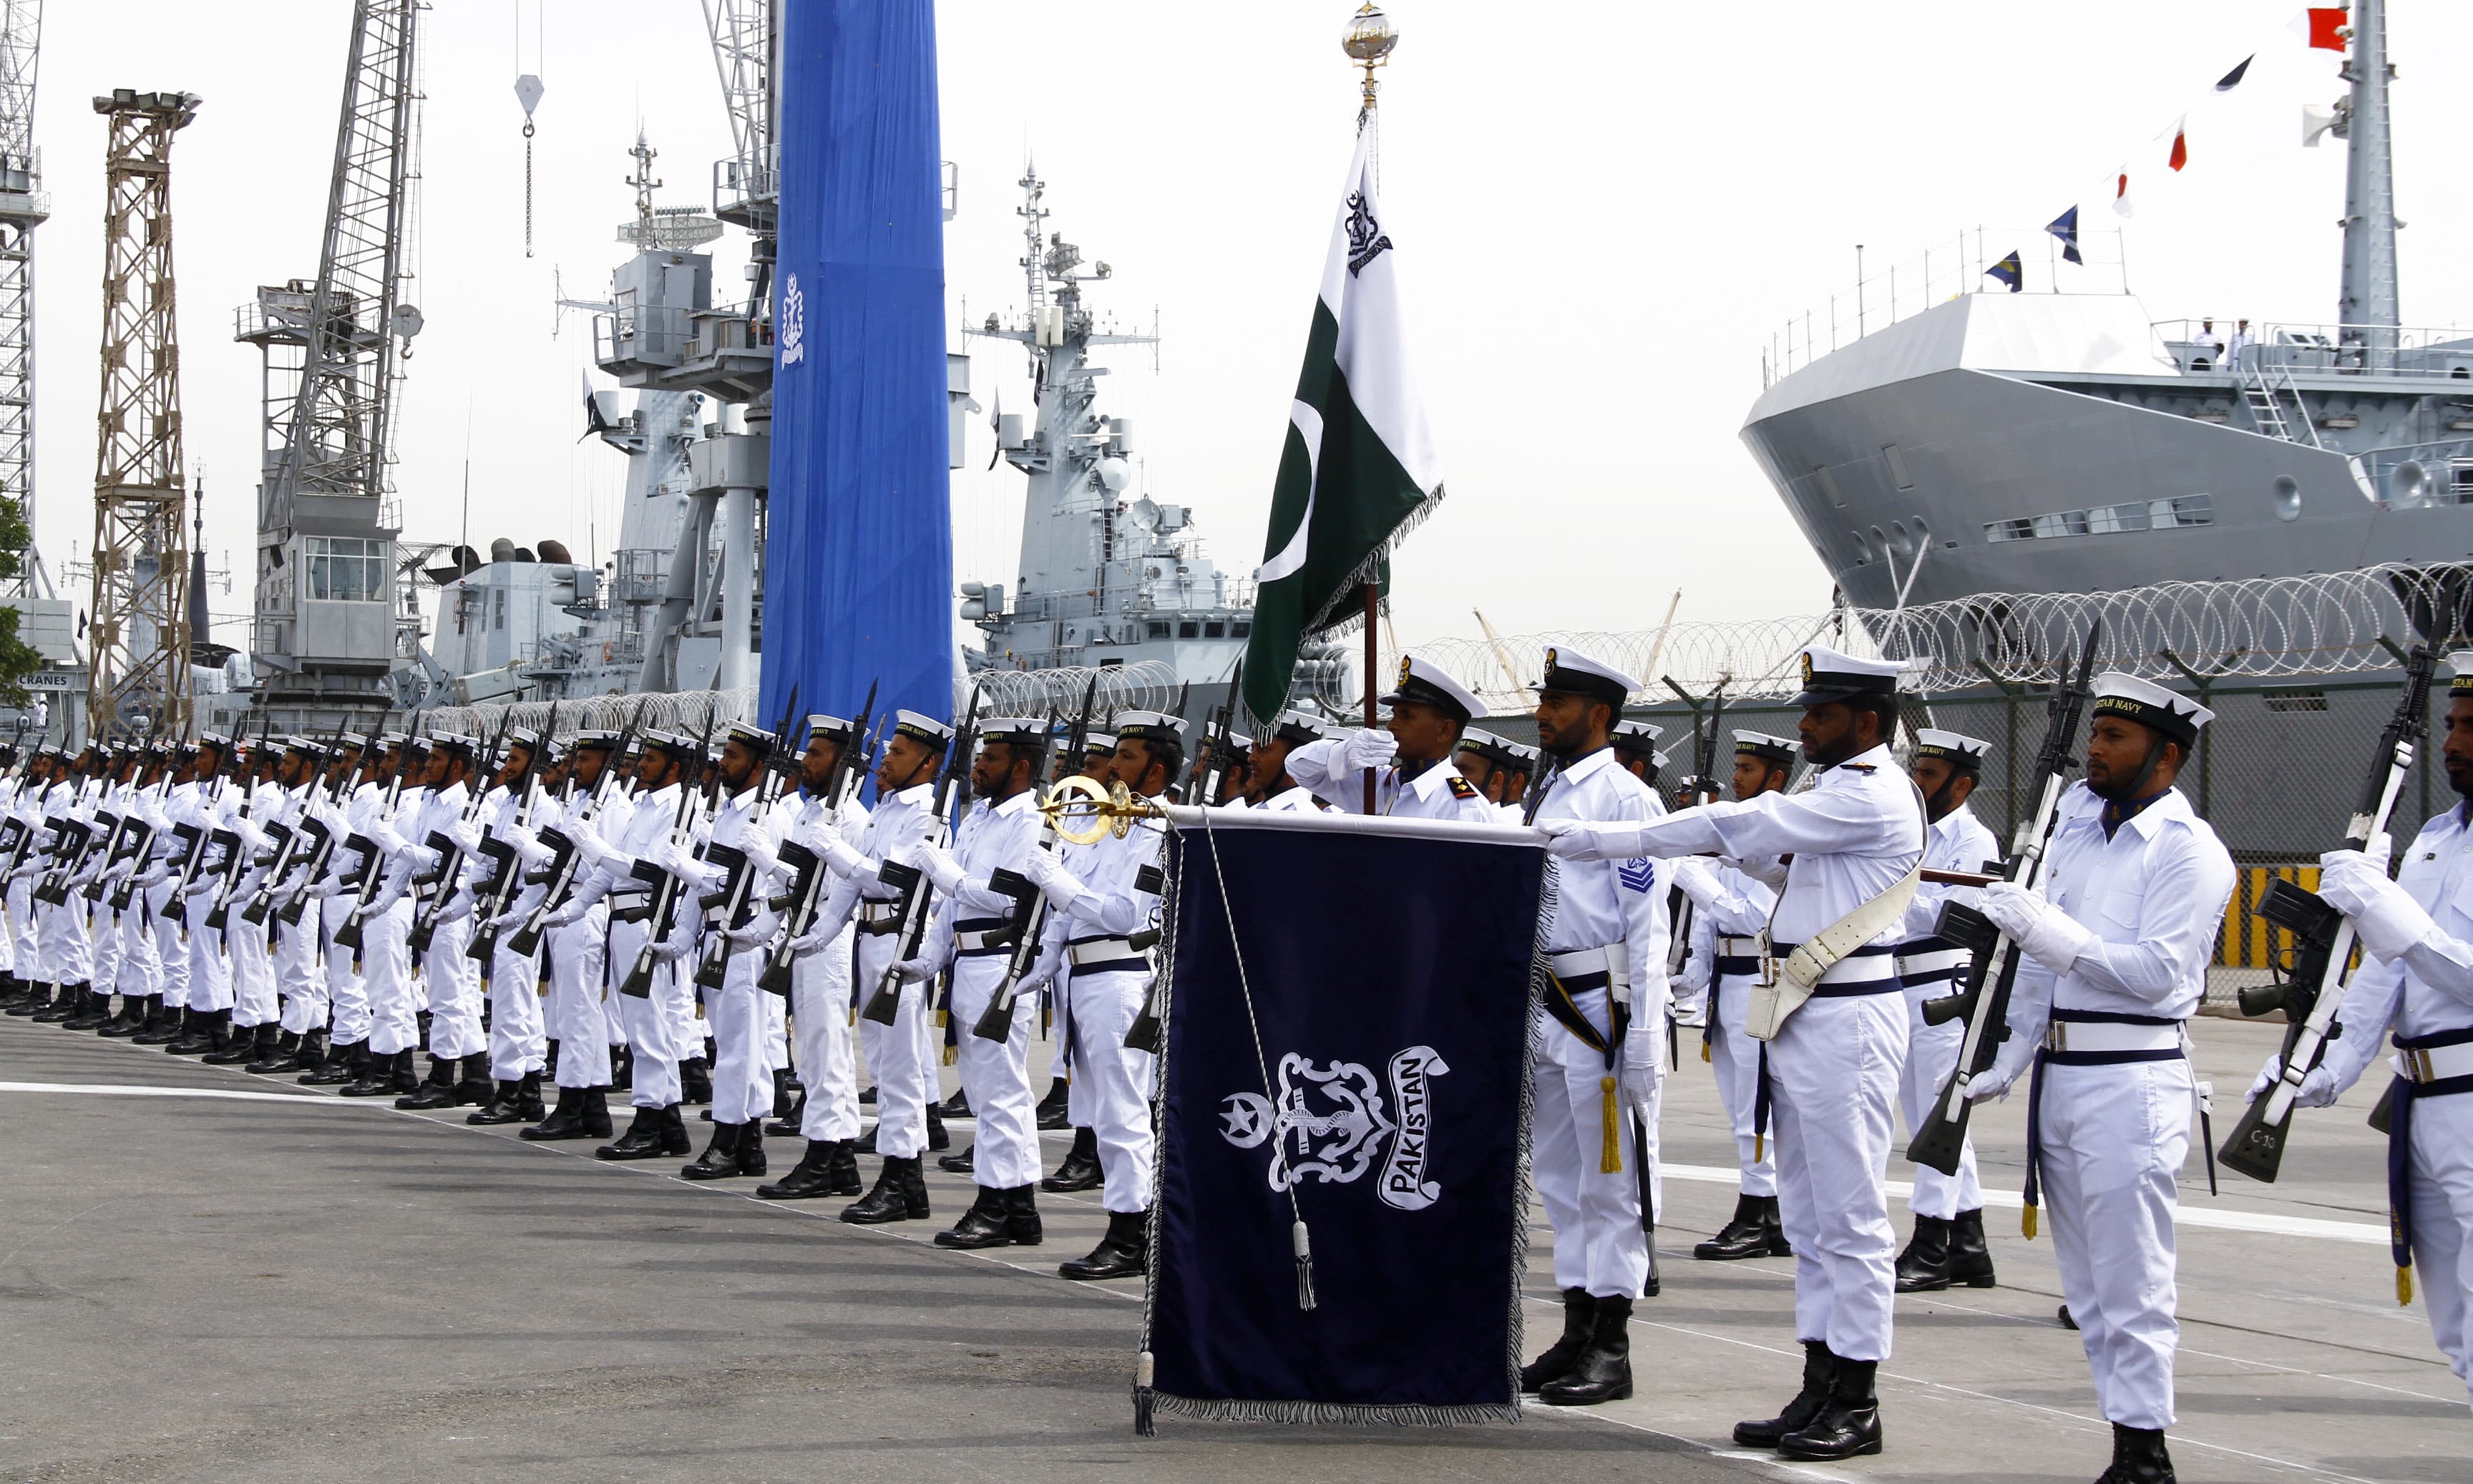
[2338, 0, 2398, 371]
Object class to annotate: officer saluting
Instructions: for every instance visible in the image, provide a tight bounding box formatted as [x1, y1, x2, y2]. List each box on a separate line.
[1540, 645, 1922, 1462]
[2252, 651, 2473, 1418]
[1969, 674, 2233, 1484]
[1284, 658, 1494, 822]
[1891, 729, 2001, 1294]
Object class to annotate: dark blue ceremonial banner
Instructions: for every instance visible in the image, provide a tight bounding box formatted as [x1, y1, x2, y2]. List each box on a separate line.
[1142, 811, 1543, 1427]
[762, 0, 952, 733]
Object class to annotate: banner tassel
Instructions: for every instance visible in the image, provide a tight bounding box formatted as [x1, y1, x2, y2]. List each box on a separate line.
[2021, 1201, 2038, 1241]
[1599, 1075, 1623, 1174]
[2398, 1261, 2413, 1307]
[1133, 1351, 1156, 1437]
[1292, 1219, 1318, 1312]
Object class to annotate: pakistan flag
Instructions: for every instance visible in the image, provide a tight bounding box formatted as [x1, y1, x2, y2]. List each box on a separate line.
[1242, 118, 1443, 727]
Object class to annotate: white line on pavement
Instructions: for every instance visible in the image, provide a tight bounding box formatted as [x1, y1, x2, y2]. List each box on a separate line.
[0, 1080, 349, 1105]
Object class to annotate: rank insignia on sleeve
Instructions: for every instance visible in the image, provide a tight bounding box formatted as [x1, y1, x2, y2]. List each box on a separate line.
[1617, 858, 1656, 893]
[1447, 776, 1478, 799]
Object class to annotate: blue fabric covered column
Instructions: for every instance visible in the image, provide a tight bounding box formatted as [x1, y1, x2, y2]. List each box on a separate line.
[762, 0, 952, 728]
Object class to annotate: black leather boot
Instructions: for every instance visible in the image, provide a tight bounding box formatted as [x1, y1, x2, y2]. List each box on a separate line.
[522, 1086, 586, 1139]
[2102, 1423, 2176, 1483]
[257, 1027, 321, 1073]
[1034, 1076, 1070, 1131]
[304, 1040, 365, 1085]
[577, 1087, 615, 1138]
[854, 1121, 879, 1155]
[3, 979, 52, 1015]
[1040, 1127, 1102, 1192]
[337, 1047, 403, 1097]
[1697, 1193, 1790, 1261]
[597, 1104, 691, 1160]
[937, 1087, 971, 1119]
[1001, 1184, 1043, 1246]
[737, 1121, 766, 1176]
[766, 1085, 806, 1137]
[1947, 1208, 1996, 1289]
[926, 1105, 950, 1151]
[203, 1020, 272, 1064]
[168, 1006, 227, 1055]
[757, 1138, 862, 1199]
[466, 1080, 528, 1125]
[0, 974, 27, 1007]
[1735, 1342, 1837, 1448]
[394, 1054, 462, 1110]
[454, 1054, 494, 1107]
[34, 981, 89, 1022]
[61, 988, 114, 1030]
[1777, 1357, 1882, 1460]
[938, 1143, 975, 1174]
[774, 1078, 800, 1120]
[132, 1003, 185, 1044]
[1519, 1289, 1598, 1393]
[1058, 1209, 1147, 1280]
[1893, 1214, 1955, 1292]
[934, 1185, 1012, 1248]
[678, 1056, 712, 1105]
[609, 1045, 633, 1092]
[840, 1155, 930, 1224]
[243, 1027, 301, 1073]
[1540, 1295, 1633, 1405]
[543, 1039, 560, 1083]
[681, 1121, 747, 1179]
[99, 993, 152, 1038]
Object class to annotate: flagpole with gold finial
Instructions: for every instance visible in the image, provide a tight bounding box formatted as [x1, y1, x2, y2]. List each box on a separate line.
[1343, 4, 1397, 812]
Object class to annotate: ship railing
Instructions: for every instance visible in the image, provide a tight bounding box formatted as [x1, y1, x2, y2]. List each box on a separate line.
[2152, 318, 2473, 379]
[1765, 226, 2131, 385]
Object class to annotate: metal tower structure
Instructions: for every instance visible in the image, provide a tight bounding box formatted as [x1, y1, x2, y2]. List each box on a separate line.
[0, 1, 47, 597]
[86, 89, 196, 738]
[242, 0, 421, 727]
[704, 0, 776, 309]
[2337, 0, 2399, 371]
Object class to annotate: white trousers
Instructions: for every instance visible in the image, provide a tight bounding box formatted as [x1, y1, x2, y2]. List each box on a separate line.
[484, 889, 550, 1080]
[545, 913, 609, 1089]
[117, 899, 160, 998]
[40, 893, 92, 988]
[791, 928, 859, 1142]
[150, 881, 187, 1010]
[1898, 982, 1982, 1219]
[420, 914, 484, 1061]
[360, 899, 419, 1057]
[322, 894, 370, 1046]
[949, 954, 1041, 1190]
[1063, 965, 1155, 1215]
[2399, 1088, 2473, 1411]
[230, 907, 278, 1028]
[1769, 989, 1906, 1363]
[275, 915, 326, 1035]
[87, 900, 119, 998]
[708, 954, 774, 1125]
[855, 930, 935, 1158]
[610, 915, 681, 1109]
[9, 874, 36, 975]
[1531, 985, 1651, 1299]
[182, 905, 229, 1011]
[1710, 975, 1779, 1197]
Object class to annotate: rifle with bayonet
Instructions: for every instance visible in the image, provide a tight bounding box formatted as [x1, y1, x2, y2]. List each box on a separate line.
[240, 723, 342, 924]
[861, 686, 981, 1025]
[331, 723, 426, 952]
[690, 686, 796, 992]
[273, 715, 387, 927]
[507, 709, 640, 958]
[409, 716, 509, 956]
[1906, 624, 2102, 1178]
[617, 701, 723, 998]
[100, 731, 170, 910]
[201, 716, 277, 931]
[2218, 641, 2438, 1183]
[975, 675, 1099, 1041]
[758, 682, 877, 995]
[467, 704, 556, 962]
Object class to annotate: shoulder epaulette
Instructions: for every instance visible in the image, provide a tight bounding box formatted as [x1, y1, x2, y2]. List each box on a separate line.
[1843, 763, 1877, 773]
[1447, 775, 1478, 799]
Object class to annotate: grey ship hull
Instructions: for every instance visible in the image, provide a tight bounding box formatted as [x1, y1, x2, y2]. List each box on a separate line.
[1742, 294, 2473, 608]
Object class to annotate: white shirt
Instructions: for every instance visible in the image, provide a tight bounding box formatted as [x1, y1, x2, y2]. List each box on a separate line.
[2322, 802, 2473, 1089]
[1286, 734, 1496, 824]
[1898, 801, 2001, 944]
[2006, 783, 2235, 1028]
[1530, 748, 1670, 986]
[919, 786, 1045, 966]
[809, 782, 940, 939]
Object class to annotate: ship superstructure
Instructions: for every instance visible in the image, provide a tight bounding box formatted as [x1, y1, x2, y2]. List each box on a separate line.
[1744, 0, 2473, 611]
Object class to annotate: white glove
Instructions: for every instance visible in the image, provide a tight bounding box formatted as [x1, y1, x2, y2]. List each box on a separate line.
[1669, 994, 1707, 1030]
[507, 825, 554, 868]
[1671, 856, 1725, 912]
[648, 839, 698, 880]
[916, 843, 966, 895]
[447, 821, 483, 854]
[820, 834, 866, 879]
[2317, 849, 2435, 962]
[404, 844, 442, 877]
[1342, 728, 1398, 771]
[723, 921, 776, 950]
[484, 908, 529, 934]
[788, 927, 833, 959]
[1023, 848, 1086, 907]
[2245, 1054, 2340, 1109]
[1535, 816, 1594, 860]
[1015, 944, 1062, 997]
[567, 820, 610, 867]
[1978, 880, 2095, 975]
[889, 955, 933, 984]
[540, 902, 584, 930]
[1964, 1043, 2033, 1103]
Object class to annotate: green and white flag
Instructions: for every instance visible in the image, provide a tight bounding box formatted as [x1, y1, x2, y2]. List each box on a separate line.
[1242, 118, 1442, 726]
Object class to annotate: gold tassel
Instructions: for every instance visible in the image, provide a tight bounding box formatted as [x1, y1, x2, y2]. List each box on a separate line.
[942, 1045, 957, 1068]
[847, 1006, 857, 1027]
[1753, 1131, 1764, 1163]
[1599, 1075, 1623, 1174]
[2021, 1202, 2038, 1240]
[1699, 1041, 1711, 1064]
[2398, 1263, 2414, 1307]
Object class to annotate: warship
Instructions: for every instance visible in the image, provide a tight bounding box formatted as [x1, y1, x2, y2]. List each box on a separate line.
[1743, 0, 2473, 612]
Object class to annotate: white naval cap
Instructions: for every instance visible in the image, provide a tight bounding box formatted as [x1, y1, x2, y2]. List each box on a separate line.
[1610, 719, 1663, 756]
[977, 716, 1048, 749]
[1271, 708, 1328, 746]
[891, 710, 955, 746]
[2091, 673, 2213, 748]
[2449, 653, 2473, 695]
[1115, 710, 1189, 746]
[1792, 643, 1903, 706]
[1911, 728, 1991, 768]
[1380, 655, 1487, 723]
[1454, 726, 1516, 766]
[1733, 729, 1798, 764]
[1531, 645, 1637, 708]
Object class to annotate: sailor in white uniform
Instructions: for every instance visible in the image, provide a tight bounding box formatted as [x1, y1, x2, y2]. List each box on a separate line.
[1516, 648, 1669, 1409]
[1969, 674, 2234, 1484]
[1607, 721, 1663, 794]
[1539, 645, 1923, 1462]
[1248, 711, 1328, 812]
[1890, 728, 2004, 1294]
[1452, 727, 1521, 819]
[1285, 658, 1496, 824]
[1677, 731, 1797, 1264]
[2259, 653, 2473, 1417]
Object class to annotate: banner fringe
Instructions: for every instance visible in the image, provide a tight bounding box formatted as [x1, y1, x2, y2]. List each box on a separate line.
[1294, 484, 1447, 645]
[1147, 1393, 1520, 1429]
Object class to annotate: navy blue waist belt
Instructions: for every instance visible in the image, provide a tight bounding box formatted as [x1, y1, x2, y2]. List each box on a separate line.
[2384, 1024, 2473, 1292]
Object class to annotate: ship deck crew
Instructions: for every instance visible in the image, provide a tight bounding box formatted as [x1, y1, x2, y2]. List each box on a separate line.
[894, 718, 1050, 1249]
[2263, 651, 2473, 1418]
[1516, 646, 1669, 1408]
[756, 713, 872, 1201]
[1890, 728, 2002, 1294]
[1023, 711, 1178, 1280]
[1674, 731, 1797, 1264]
[1969, 673, 2234, 1484]
[1539, 644, 1923, 1462]
[1286, 657, 1496, 823]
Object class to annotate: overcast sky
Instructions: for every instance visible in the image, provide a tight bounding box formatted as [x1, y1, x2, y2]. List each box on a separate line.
[26, 1, 2473, 656]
